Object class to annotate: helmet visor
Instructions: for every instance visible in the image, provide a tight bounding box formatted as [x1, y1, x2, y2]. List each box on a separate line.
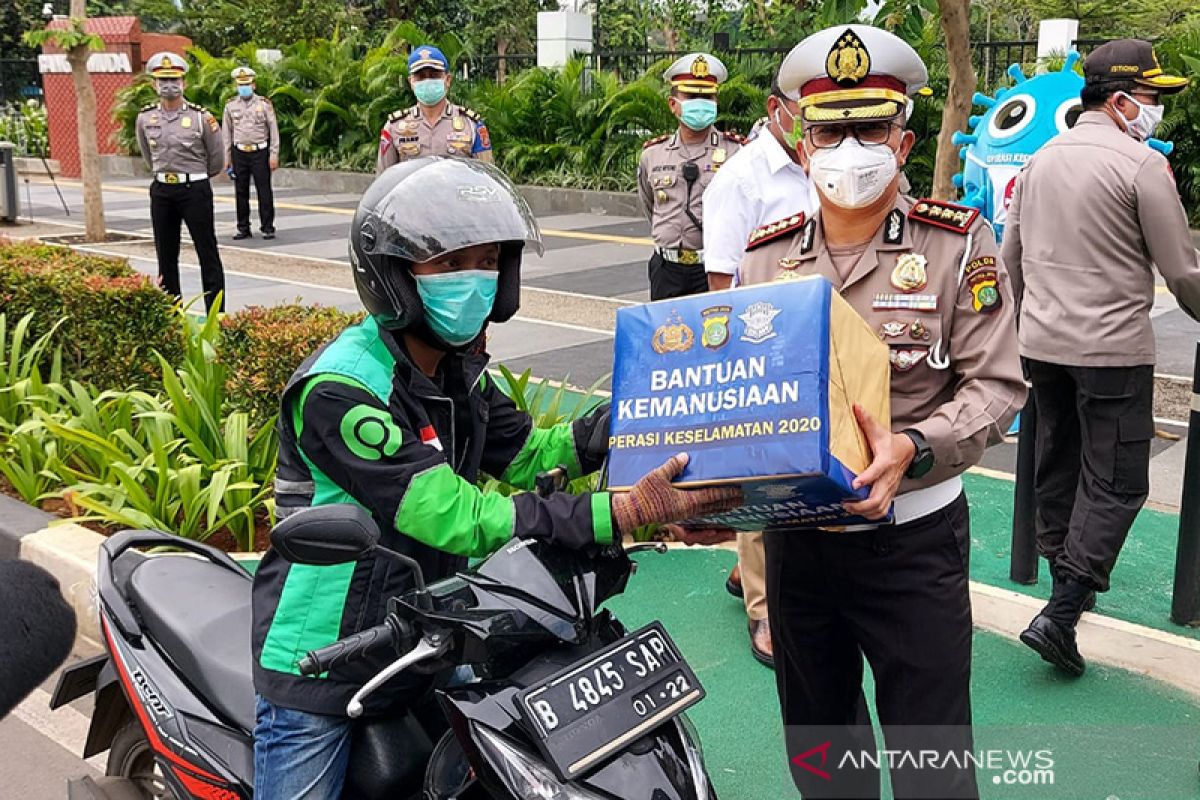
[360, 158, 543, 263]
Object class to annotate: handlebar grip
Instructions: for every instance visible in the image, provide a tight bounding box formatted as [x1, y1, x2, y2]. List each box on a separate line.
[298, 621, 398, 677]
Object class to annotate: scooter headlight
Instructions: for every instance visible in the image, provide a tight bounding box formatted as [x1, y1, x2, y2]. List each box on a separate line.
[474, 725, 606, 800]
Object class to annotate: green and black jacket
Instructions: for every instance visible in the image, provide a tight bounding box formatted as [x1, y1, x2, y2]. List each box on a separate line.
[251, 317, 611, 715]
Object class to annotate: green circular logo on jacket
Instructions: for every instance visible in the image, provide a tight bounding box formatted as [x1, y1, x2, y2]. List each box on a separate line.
[340, 406, 403, 461]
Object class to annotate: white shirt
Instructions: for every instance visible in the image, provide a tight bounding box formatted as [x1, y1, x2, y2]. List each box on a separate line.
[701, 129, 819, 275]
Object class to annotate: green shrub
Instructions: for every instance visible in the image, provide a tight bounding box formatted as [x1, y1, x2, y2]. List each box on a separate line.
[220, 304, 366, 428]
[0, 100, 50, 158]
[0, 239, 182, 390]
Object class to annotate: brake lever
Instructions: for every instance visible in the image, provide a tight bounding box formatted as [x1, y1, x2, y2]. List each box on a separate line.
[626, 542, 668, 556]
[346, 635, 449, 718]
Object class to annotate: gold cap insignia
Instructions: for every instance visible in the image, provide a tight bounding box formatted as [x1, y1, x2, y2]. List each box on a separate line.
[825, 28, 871, 87]
[161, 55, 174, 68]
[692, 55, 710, 78]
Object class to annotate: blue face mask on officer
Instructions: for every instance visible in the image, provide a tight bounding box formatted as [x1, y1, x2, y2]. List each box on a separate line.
[677, 98, 718, 131]
[237, 85, 253, 98]
[413, 269, 498, 346]
[413, 78, 448, 106]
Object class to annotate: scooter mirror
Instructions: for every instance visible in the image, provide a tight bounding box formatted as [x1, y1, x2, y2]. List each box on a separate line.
[270, 504, 381, 565]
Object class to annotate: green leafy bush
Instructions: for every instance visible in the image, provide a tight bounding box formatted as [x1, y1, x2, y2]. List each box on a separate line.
[0, 239, 182, 391]
[0, 100, 50, 158]
[220, 304, 366, 428]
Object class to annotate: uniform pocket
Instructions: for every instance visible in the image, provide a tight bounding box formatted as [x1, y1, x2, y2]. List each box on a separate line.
[1114, 413, 1153, 494]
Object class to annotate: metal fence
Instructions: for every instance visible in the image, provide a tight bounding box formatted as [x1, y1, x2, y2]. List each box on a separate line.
[0, 59, 43, 106]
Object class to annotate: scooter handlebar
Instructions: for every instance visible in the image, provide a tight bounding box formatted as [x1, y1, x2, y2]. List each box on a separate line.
[298, 620, 399, 677]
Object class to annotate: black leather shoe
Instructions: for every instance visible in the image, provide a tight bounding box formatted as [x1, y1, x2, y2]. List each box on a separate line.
[262, 230, 276, 240]
[1020, 614, 1085, 676]
[232, 231, 252, 240]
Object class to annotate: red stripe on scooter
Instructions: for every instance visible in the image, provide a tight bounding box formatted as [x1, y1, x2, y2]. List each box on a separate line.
[101, 615, 228, 784]
[172, 766, 242, 800]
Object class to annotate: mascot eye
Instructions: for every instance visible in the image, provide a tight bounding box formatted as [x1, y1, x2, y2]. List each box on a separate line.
[1055, 99, 1083, 132]
[988, 94, 1037, 139]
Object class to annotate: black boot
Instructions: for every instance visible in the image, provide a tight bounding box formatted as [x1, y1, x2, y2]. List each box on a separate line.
[1052, 568, 1096, 612]
[1020, 576, 1093, 677]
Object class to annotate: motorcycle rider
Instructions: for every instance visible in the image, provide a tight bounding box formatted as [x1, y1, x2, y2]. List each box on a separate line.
[251, 156, 741, 798]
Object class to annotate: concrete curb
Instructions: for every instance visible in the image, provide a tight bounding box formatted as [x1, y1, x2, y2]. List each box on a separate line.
[96, 154, 641, 217]
[18, 523, 105, 657]
[0, 493, 56, 560]
[14, 156, 61, 176]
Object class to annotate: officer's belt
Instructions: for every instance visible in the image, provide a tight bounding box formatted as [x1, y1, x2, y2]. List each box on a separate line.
[657, 247, 704, 266]
[155, 172, 209, 184]
[819, 475, 963, 532]
[235, 142, 269, 152]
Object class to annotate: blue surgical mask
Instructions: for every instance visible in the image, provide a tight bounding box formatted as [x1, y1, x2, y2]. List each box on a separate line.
[413, 78, 447, 106]
[414, 270, 498, 346]
[679, 98, 718, 131]
[237, 85, 253, 98]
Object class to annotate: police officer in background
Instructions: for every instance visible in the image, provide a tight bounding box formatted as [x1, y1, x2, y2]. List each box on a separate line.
[377, 45, 493, 173]
[136, 53, 226, 313]
[223, 66, 280, 240]
[737, 26, 1025, 798]
[1002, 40, 1200, 677]
[638, 53, 744, 300]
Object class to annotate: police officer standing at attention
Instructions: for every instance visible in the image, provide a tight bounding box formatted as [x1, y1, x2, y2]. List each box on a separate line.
[737, 26, 1024, 798]
[638, 53, 744, 300]
[377, 45, 492, 173]
[1002, 40, 1200, 677]
[223, 66, 280, 240]
[136, 53, 226, 313]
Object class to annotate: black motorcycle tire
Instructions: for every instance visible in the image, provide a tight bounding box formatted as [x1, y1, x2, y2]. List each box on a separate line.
[107, 720, 171, 799]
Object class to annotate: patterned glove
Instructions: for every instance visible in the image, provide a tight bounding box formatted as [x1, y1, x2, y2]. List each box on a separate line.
[611, 453, 742, 536]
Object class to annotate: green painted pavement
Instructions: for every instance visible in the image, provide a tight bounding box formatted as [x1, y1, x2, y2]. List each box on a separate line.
[963, 472, 1200, 640]
[608, 547, 1200, 799]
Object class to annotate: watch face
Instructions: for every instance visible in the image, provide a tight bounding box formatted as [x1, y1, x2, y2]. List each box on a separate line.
[910, 451, 934, 479]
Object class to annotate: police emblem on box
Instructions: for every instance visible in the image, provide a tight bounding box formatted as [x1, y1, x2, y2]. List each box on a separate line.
[610, 276, 892, 530]
[739, 302, 781, 344]
[701, 306, 731, 350]
[652, 313, 694, 354]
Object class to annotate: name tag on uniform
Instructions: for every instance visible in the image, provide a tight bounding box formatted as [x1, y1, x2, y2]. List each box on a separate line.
[872, 293, 938, 311]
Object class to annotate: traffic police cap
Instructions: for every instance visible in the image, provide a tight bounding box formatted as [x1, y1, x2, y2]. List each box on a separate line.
[1083, 39, 1188, 95]
[663, 53, 728, 95]
[777, 24, 928, 123]
[231, 66, 257, 85]
[146, 52, 188, 79]
[408, 45, 450, 74]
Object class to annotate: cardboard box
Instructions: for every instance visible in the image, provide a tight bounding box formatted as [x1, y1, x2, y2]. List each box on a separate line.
[608, 276, 891, 529]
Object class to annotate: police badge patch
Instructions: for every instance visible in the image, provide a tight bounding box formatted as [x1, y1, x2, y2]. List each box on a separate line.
[968, 268, 1001, 313]
[701, 306, 731, 350]
[652, 313, 695, 353]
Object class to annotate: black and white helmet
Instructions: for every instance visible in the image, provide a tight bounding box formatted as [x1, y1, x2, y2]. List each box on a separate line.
[349, 157, 542, 340]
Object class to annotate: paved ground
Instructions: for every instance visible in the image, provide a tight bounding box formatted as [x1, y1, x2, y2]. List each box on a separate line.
[4, 175, 1200, 797]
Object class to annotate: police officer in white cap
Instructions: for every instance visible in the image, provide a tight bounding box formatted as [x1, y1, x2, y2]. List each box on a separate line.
[136, 52, 226, 313]
[735, 25, 1025, 799]
[223, 66, 280, 240]
[637, 53, 744, 300]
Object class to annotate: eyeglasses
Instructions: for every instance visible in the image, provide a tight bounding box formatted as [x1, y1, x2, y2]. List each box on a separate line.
[805, 121, 899, 149]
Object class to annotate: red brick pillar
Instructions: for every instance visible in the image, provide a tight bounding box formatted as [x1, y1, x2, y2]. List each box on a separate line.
[38, 17, 191, 178]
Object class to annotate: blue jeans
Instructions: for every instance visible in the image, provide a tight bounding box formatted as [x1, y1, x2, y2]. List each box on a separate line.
[253, 695, 353, 800]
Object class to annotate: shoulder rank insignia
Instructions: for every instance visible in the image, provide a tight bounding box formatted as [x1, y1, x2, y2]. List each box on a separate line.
[141, 102, 158, 112]
[746, 213, 806, 251]
[908, 199, 978, 234]
[722, 131, 746, 144]
[642, 134, 670, 149]
[387, 108, 411, 122]
[462, 107, 481, 122]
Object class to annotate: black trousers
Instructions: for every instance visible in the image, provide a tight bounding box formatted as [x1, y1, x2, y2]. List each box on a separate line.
[149, 180, 225, 313]
[233, 148, 275, 234]
[647, 251, 707, 300]
[1026, 358, 1154, 592]
[765, 494, 977, 800]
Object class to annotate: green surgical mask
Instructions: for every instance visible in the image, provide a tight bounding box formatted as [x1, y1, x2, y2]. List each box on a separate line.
[413, 78, 447, 106]
[774, 104, 803, 150]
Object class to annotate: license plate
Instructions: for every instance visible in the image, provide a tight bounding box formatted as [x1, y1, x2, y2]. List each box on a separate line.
[517, 622, 704, 781]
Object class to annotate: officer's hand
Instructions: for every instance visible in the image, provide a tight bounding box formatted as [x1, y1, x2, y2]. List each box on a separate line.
[843, 404, 916, 521]
[269, 155, 279, 171]
[661, 523, 737, 546]
[611, 453, 742, 536]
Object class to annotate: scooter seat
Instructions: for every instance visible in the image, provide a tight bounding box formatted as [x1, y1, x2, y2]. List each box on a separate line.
[128, 556, 256, 732]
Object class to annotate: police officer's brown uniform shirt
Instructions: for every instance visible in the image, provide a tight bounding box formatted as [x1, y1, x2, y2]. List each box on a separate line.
[738, 195, 1026, 493]
[136, 102, 224, 177]
[376, 103, 490, 173]
[222, 94, 280, 160]
[1001, 110, 1200, 367]
[637, 130, 743, 253]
